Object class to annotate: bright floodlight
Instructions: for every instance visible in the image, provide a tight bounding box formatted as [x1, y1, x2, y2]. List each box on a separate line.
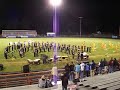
[50, 0, 62, 7]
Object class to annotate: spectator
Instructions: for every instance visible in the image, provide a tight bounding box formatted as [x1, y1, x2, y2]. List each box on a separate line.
[95, 64, 99, 75]
[118, 58, 120, 70]
[61, 73, 68, 90]
[85, 63, 90, 77]
[80, 61, 85, 82]
[51, 64, 58, 85]
[46, 77, 53, 88]
[69, 62, 75, 81]
[64, 63, 70, 79]
[98, 59, 104, 74]
[74, 62, 80, 79]
[90, 60, 96, 77]
[108, 57, 114, 73]
[38, 75, 46, 88]
[103, 58, 108, 74]
[113, 58, 119, 72]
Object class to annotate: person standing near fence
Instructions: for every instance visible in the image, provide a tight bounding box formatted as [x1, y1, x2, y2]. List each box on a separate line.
[61, 73, 68, 90]
[98, 59, 104, 74]
[108, 57, 114, 73]
[69, 62, 75, 81]
[85, 63, 90, 77]
[51, 64, 58, 85]
[90, 60, 96, 77]
[74, 62, 80, 79]
[64, 63, 70, 79]
[80, 61, 85, 82]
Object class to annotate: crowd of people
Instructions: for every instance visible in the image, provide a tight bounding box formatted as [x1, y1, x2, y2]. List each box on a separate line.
[38, 58, 120, 90]
[64, 58, 120, 83]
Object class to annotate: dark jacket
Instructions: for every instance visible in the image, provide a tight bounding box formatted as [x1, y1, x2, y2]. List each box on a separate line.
[61, 75, 68, 87]
[69, 64, 75, 71]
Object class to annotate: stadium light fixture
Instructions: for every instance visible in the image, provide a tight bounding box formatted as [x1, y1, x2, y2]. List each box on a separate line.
[49, 0, 62, 7]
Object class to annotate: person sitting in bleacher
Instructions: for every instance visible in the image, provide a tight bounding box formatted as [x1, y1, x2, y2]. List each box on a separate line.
[46, 76, 53, 87]
[38, 75, 46, 88]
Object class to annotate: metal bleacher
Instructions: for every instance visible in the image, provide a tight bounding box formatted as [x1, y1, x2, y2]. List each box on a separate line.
[78, 71, 120, 90]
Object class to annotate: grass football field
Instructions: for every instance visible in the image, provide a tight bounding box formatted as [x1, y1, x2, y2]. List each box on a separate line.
[0, 38, 120, 72]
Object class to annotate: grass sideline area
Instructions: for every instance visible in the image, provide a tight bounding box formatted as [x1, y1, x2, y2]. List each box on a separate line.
[0, 38, 120, 72]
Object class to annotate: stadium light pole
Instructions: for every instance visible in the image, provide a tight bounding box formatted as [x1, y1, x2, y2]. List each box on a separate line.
[79, 17, 83, 37]
[49, 0, 62, 86]
[50, 0, 62, 36]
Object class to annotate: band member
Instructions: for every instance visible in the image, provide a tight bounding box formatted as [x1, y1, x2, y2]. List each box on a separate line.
[71, 49, 75, 59]
[39, 46, 42, 53]
[78, 46, 80, 51]
[24, 46, 27, 53]
[17, 41, 21, 49]
[77, 51, 80, 60]
[34, 48, 38, 57]
[7, 45, 11, 52]
[34, 42, 37, 47]
[47, 46, 50, 52]
[4, 49, 8, 59]
[87, 47, 91, 53]
[42, 45, 46, 52]
[75, 46, 77, 53]
[84, 46, 86, 52]
[80, 52, 84, 60]
[6, 46, 9, 52]
[11, 51, 16, 59]
[87, 47, 89, 52]
[31, 42, 34, 50]
[68, 47, 71, 55]
[13, 42, 16, 50]
[19, 48, 24, 58]
[38, 42, 40, 48]
[81, 46, 83, 52]
[11, 45, 14, 51]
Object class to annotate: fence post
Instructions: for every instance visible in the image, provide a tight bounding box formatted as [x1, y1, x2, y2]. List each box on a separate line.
[26, 73, 32, 85]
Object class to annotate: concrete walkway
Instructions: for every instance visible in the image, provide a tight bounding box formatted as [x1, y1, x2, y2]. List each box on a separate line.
[0, 81, 63, 90]
[0, 84, 63, 90]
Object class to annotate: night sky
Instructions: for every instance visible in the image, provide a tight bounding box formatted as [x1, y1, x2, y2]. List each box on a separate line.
[0, 0, 120, 35]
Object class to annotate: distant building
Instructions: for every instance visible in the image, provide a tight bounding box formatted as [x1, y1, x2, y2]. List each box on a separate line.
[2, 30, 37, 38]
[47, 32, 56, 37]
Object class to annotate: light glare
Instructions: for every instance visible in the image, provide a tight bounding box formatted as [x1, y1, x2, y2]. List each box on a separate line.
[50, 0, 62, 7]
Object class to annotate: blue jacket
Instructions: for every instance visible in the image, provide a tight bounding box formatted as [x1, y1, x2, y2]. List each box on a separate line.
[75, 64, 80, 72]
[85, 64, 90, 71]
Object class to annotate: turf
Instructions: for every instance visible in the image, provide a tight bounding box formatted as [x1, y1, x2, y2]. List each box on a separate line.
[0, 38, 120, 72]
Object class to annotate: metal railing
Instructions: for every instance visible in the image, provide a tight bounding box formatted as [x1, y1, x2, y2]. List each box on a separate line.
[0, 69, 65, 88]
